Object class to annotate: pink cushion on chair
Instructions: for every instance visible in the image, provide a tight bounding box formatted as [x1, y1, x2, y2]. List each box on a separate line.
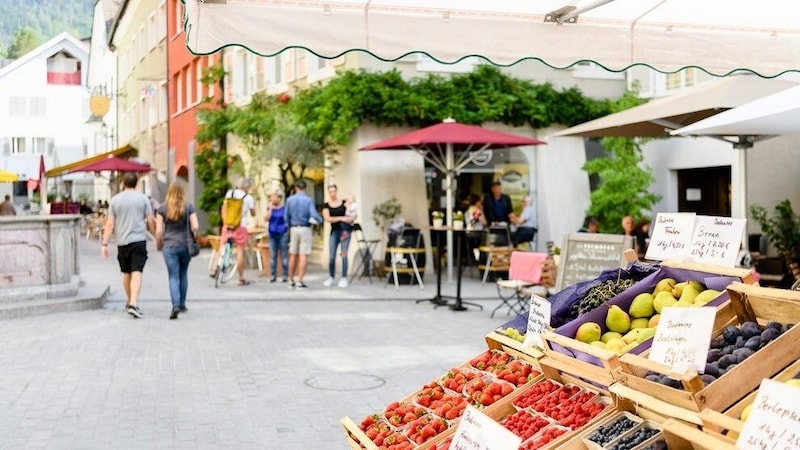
[508, 251, 548, 284]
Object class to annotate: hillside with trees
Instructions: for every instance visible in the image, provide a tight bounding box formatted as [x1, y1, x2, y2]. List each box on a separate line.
[0, 0, 93, 57]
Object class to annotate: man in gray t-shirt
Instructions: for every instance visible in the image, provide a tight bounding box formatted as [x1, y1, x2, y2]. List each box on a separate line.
[101, 173, 155, 319]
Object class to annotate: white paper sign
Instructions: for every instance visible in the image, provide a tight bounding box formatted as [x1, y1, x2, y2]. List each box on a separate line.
[645, 213, 696, 261]
[522, 295, 551, 348]
[450, 405, 523, 450]
[648, 307, 716, 373]
[736, 379, 800, 450]
[687, 216, 747, 267]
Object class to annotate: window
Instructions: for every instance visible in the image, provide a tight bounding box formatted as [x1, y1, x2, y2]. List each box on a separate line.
[159, 82, 168, 121]
[274, 53, 283, 84]
[176, 70, 183, 111]
[666, 72, 682, 90]
[206, 56, 215, 98]
[139, 26, 146, 60]
[416, 54, 476, 74]
[296, 51, 306, 78]
[183, 67, 191, 107]
[158, 1, 167, 40]
[32, 138, 46, 154]
[148, 13, 157, 51]
[196, 60, 204, 101]
[9, 97, 26, 116]
[29, 97, 46, 117]
[11, 137, 26, 154]
[174, 0, 184, 37]
[284, 50, 295, 81]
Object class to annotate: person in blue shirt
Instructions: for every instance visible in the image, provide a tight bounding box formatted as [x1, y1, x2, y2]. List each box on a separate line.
[284, 180, 323, 289]
[264, 190, 289, 283]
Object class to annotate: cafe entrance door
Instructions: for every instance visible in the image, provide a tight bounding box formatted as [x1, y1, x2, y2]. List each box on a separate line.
[677, 166, 731, 217]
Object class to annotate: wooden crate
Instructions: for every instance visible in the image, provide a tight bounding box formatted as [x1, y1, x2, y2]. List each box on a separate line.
[540, 330, 622, 388]
[484, 330, 545, 365]
[661, 417, 735, 450]
[659, 260, 755, 284]
[613, 283, 800, 414]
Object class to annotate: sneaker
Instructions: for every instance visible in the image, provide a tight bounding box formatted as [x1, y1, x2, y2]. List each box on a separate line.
[282, 278, 288, 283]
[288, 281, 295, 290]
[169, 307, 180, 320]
[338, 278, 348, 288]
[179, 306, 188, 313]
[323, 277, 334, 287]
[127, 305, 143, 319]
[295, 282, 308, 289]
[269, 277, 277, 283]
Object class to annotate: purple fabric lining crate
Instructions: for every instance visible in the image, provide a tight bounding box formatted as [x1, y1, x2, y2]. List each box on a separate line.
[549, 266, 741, 368]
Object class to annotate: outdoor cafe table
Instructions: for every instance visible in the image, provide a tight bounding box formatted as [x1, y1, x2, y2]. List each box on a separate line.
[420, 226, 484, 312]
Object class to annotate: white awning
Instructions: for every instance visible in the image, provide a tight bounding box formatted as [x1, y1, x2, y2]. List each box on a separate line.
[183, 0, 800, 77]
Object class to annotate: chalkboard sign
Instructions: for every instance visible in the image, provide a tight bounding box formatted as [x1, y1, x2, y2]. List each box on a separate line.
[556, 233, 634, 291]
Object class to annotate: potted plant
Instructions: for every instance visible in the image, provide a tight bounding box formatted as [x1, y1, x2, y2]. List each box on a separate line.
[373, 197, 403, 250]
[431, 210, 444, 228]
[452, 210, 465, 230]
[750, 199, 800, 284]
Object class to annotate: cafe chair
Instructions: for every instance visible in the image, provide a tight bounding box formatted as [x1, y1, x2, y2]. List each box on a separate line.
[387, 228, 425, 290]
[349, 223, 381, 284]
[493, 251, 550, 318]
[478, 225, 513, 285]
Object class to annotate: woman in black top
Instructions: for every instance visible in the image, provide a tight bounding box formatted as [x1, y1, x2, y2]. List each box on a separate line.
[321, 184, 356, 288]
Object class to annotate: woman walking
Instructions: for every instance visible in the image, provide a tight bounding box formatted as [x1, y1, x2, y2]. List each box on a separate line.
[264, 190, 289, 283]
[322, 183, 356, 288]
[155, 183, 199, 320]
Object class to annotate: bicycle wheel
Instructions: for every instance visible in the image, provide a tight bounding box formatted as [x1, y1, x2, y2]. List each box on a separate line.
[215, 244, 230, 288]
[220, 247, 238, 284]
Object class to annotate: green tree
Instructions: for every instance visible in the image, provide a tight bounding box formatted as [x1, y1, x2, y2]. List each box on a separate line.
[583, 89, 661, 233]
[7, 27, 39, 58]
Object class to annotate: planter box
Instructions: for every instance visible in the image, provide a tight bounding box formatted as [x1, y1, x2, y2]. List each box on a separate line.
[613, 283, 800, 414]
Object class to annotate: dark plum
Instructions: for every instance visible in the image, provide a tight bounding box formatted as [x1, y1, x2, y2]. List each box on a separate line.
[710, 336, 728, 349]
[732, 348, 754, 363]
[743, 336, 762, 352]
[765, 321, 783, 331]
[700, 374, 716, 386]
[704, 363, 720, 377]
[760, 327, 781, 345]
[740, 321, 762, 339]
[721, 345, 736, 355]
[722, 325, 742, 344]
[707, 348, 723, 363]
[717, 354, 737, 369]
[734, 336, 746, 348]
[645, 374, 661, 383]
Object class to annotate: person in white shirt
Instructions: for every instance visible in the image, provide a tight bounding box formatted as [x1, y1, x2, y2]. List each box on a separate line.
[513, 196, 538, 247]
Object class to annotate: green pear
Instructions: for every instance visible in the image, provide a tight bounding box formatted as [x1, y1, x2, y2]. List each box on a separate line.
[575, 322, 602, 343]
[672, 299, 693, 308]
[622, 341, 639, 354]
[653, 278, 676, 294]
[622, 328, 644, 344]
[590, 341, 607, 349]
[635, 327, 657, 344]
[648, 314, 661, 328]
[629, 293, 656, 319]
[631, 318, 650, 329]
[606, 305, 631, 334]
[653, 291, 677, 313]
[688, 280, 705, 293]
[600, 331, 623, 343]
[672, 281, 688, 298]
[679, 285, 700, 305]
[605, 338, 626, 354]
[694, 289, 721, 306]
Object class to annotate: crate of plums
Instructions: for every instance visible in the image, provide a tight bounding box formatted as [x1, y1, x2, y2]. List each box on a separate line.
[540, 262, 753, 388]
[612, 282, 800, 413]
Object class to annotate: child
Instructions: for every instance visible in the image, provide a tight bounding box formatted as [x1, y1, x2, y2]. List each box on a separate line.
[344, 193, 358, 221]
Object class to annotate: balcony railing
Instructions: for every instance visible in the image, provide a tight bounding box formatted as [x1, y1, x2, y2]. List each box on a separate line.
[47, 71, 81, 85]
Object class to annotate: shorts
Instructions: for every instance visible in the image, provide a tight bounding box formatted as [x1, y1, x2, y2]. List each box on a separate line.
[117, 241, 148, 273]
[221, 225, 249, 247]
[289, 226, 313, 255]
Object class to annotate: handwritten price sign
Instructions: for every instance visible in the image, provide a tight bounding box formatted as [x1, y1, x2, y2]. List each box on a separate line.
[688, 216, 746, 267]
[646, 213, 696, 261]
[737, 379, 800, 450]
[450, 405, 522, 450]
[649, 307, 716, 373]
[522, 294, 551, 348]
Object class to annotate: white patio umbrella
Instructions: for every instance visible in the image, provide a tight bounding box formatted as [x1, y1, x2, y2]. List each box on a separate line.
[183, 0, 800, 77]
[671, 84, 800, 222]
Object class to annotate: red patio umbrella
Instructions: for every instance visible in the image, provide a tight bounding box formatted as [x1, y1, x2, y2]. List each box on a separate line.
[69, 156, 152, 173]
[362, 118, 545, 280]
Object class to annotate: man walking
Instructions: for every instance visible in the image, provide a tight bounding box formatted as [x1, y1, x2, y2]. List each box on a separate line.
[0, 194, 16, 215]
[284, 180, 323, 289]
[101, 173, 155, 318]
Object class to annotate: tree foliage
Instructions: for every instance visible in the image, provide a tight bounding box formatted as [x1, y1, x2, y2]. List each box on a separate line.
[0, 0, 91, 54]
[6, 27, 39, 58]
[582, 90, 661, 233]
[750, 199, 800, 257]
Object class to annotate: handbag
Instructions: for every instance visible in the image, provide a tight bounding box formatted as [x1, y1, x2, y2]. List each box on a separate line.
[186, 207, 200, 258]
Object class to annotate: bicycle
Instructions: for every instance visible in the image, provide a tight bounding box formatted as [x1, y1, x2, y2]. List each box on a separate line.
[214, 235, 239, 288]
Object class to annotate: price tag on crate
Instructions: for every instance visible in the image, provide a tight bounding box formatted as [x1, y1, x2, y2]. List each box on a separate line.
[648, 306, 716, 373]
[736, 378, 800, 450]
[687, 215, 746, 267]
[646, 212, 696, 261]
[522, 294, 551, 348]
[451, 404, 522, 450]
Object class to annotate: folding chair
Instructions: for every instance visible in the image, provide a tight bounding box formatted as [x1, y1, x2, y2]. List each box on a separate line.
[349, 223, 381, 283]
[493, 251, 549, 318]
[387, 228, 425, 290]
[478, 225, 513, 285]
